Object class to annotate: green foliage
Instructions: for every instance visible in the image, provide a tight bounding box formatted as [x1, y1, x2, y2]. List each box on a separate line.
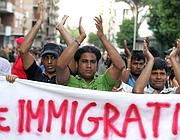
[88, 32, 102, 48]
[116, 19, 134, 49]
[115, 0, 150, 6]
[68, 27, 79, 38]
[148, 0, 180, 49]
[59, 27, 79, 44]
[115, 0, 150, 30]
[114, 0, 150, 50]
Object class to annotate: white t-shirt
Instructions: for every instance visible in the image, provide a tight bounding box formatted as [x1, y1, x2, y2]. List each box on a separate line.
[117, 82, 133, 93]
[144, 86, 178, 94]
[0, 57, 11, 75]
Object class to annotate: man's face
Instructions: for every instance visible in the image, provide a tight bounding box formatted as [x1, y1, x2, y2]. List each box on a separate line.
[149, 69, 167, 91]
[130, 60, 145, 76]
[165, 55, 172, 67]
[42, 54, 57, 74]
[77, 52, 97, 83]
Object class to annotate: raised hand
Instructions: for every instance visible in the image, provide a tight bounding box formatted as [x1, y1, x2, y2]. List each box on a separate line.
[56, 15, 69, 32]
[177, 39, 180, 51]
[78, 17, 86, 39]
[169, 39, 180, 86]
[144, 37, 150, 48]
[37, 0, 44, 22]
[124, 40, 131, 59]
[94, 15, 104, 38]
[143, 39, 153, 62]
[177, 39, 180, 46]
[169, 39, 180, 60]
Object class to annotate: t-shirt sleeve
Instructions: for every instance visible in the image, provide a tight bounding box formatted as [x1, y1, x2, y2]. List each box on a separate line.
[101, 70, 117, 90]
[25, 61, 42, 80]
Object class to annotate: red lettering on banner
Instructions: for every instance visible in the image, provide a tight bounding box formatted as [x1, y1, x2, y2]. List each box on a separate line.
[26, 99, 45, 132]
[77, 102, 101, 137]
[46, 99, 68, 133]
[104, 103, 123, 138]
[147, 102, 170, 138]
[122, 104, 146, 139]
[69, 101, 78, 134]
[172, 103, 180, 135]
[18, 100, 25, 133]
[15, 98, 180, 139]
[0, 107, 10, 132]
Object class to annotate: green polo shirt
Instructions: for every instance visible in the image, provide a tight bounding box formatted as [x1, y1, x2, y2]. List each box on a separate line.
[65, 71, 117, 91]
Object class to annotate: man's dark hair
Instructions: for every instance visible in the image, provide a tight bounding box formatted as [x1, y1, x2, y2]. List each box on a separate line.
[131, 50, 145, 62]
[149, 47, 160, 57]
[153, 57, 168, 73]
[0, 49, 8, 59]
[104, 57, 112, 68]
[74, 45, 101, 63]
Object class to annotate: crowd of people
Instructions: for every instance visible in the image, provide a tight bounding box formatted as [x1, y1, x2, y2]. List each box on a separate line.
[1, 1, 180, 94]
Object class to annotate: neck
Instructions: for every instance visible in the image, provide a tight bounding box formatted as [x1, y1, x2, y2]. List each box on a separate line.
[46, 72, 56, 79]
[156, 89, 162, 94]
[84, 78, 93, 83]
[151, 85, 164, 94]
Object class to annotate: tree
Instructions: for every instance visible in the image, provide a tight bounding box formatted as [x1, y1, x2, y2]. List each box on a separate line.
[148, 0, 180, 49]
[88, 32, 102, 48]
[116, 19, 134, 48]
[115, 0, 150, 32]
[115, 0, 151, 50]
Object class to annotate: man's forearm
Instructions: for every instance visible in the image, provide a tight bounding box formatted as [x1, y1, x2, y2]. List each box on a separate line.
[56, 40, 80, 70]
[20, 20, 42, 53]
[132, 60, 154, 93]
[99, 35, 125, 70]
[58, 27, 74, 46]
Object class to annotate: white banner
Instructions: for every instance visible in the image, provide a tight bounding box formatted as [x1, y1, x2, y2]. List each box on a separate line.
[0, 76, 180, 140]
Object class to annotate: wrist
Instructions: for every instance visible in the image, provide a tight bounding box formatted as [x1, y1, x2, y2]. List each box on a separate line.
[36, 19, 43, 25]
[98, 34, 106, 39]
[74, 39, 81, 46]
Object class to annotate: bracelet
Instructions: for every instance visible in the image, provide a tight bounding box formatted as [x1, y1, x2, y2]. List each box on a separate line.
[74, 39, 81, 46]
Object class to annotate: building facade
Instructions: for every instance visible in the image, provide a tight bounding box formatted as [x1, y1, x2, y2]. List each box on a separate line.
[0, 0, 25, 48]
[0, 0, 59, 49]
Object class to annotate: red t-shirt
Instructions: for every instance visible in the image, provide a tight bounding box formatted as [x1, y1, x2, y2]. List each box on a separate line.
[11, 55, 27, 79]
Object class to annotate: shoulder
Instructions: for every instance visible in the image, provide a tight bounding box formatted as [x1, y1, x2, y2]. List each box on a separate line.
[144, 86, 157, 94]
[0, 57, 11, 65]
[161, 87, 178, 94]
[0, 57, 11, 75]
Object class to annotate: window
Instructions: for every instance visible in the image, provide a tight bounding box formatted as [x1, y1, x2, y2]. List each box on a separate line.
[20, 0, 23, 8]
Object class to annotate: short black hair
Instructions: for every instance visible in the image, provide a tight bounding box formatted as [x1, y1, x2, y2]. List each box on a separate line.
[164, 48, 172, 56]
[74, 45, 101, 63]
[131, 50, 145, 62]
[149, 47, 160, 57]
[153, 57, 168, 73]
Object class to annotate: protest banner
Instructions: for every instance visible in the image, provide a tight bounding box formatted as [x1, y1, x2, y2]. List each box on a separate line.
[0, 76, 180, 140]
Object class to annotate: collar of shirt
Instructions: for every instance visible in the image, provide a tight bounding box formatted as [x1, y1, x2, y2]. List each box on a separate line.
[75, 74, 98, 84]
[145, 86, 177, 94]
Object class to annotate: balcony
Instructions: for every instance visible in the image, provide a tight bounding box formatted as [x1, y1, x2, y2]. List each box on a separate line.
[0, 25, 12, 36]
[12, 26, 24, 36]
[0, 1, 13, 13]
[45, 17, 57, 26]
[33, 1, 38, 8]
